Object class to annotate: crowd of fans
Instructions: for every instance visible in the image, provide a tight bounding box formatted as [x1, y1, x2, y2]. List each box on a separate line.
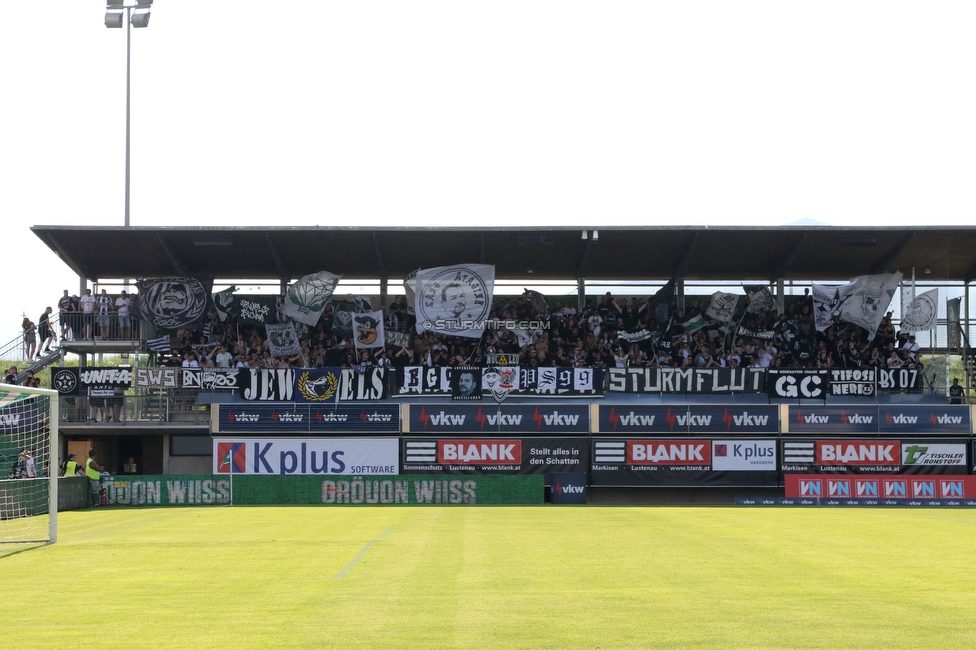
[156, 291, 924, 373]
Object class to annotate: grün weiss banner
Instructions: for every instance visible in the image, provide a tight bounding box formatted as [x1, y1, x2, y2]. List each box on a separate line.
[98, 474, 542, 506]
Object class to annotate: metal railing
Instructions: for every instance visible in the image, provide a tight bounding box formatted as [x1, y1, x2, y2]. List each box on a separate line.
[58, 392, 210, 425]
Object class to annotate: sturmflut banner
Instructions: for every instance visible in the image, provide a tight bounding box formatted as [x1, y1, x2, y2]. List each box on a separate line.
[606, 368, 765, 394]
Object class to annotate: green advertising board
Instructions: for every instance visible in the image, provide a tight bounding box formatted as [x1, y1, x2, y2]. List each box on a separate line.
[100, 474, 543, 506]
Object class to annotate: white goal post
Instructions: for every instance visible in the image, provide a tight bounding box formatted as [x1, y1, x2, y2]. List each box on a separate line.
[0, 383, 58, 544]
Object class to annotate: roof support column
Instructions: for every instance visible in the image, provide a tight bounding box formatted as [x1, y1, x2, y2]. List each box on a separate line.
[380, 276, 388, 310]
[677, 278, 685, 310]
[577, 278, 585, 313]
[776, 278, 785, 315]
[966, 282, 971, 399]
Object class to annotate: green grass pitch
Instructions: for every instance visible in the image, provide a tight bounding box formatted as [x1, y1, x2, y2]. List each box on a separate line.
[2, 506, 974, 649]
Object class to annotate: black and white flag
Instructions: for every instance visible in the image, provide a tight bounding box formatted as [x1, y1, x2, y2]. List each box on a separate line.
[137, 276, 213, 330]
[415, 264, 495, 339]
[838, 273, 902, 339]
[705, 292, 739, 323]
[744, 285, 777, 314]
[266, 323, 301, 357]
[283, 271, 342, 327]
[901, 288, 938, 332]
[146, 335, 172, 352]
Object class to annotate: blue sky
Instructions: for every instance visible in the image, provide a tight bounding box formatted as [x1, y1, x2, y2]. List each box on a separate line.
[2, 2, 975, 343]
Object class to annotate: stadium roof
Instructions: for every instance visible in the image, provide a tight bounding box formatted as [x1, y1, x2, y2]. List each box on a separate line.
[31, 225, 976, 284]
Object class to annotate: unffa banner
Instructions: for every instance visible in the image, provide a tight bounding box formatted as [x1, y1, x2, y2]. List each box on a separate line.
[785, 474, 976, 501]
[213, 404, 400, 434]
[780, 438, 969, 475]
[607, 368, 765, 394]
[213, 438, 398, 475]
[400, 437, 587, 485]
[589, 438, 778, 487]
[597, 405, 778, 434]
[74, 367, 132, 397]
[767, 369, 828, 399]
[100, 475, 231, 506]
[231, 474, 543, 505]
[408, 404, 589, 435]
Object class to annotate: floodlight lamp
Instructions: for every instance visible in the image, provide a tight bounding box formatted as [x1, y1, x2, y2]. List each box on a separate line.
[581, 230, 588, 240]
[105, 10, 125, 28]
[592, 230, 599, 241]
[131, 11, 151, 28]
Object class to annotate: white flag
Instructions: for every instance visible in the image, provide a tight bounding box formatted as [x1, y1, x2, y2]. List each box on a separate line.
[901, 288, 938, 332]
[414, 264, 495, 338]
[403, 269, 419, 316]
[838, 272, 903, 339]
[704, 291, 738, 323]
[352, 310, 386, 350]
[283, 271, 342, 327]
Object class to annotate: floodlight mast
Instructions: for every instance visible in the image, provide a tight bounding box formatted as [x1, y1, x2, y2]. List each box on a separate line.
[104, 1, 153, 227]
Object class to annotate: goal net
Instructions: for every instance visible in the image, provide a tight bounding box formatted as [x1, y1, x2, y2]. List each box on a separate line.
[0, 384, 57, 544]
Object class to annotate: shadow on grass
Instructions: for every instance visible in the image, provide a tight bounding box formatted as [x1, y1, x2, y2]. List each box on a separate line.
[0, 542, 49, 560]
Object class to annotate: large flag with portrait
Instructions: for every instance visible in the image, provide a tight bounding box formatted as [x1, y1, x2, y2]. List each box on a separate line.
[137, 276, 214, 330]
[414, 265, 495, 338]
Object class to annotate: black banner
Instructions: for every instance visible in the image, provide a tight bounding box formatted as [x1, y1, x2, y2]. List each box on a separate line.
[590, 438, 778, 487]
[396, 366, 602, 397]
[400, 437, 588, 485]
[767, 369, 828, 399]
[877, 368, 921, 393]
[76, 367, 132, 397]
[182, 368, 239, 390]
[606, 368, 765, 394]
[828, 369, 876, 397]
[135, 367, 179, 389]
[292, 367, 388, 402]
[238, 368, 296, 401]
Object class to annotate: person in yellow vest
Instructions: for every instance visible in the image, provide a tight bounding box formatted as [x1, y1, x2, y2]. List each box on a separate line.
[85, 449, 105, 507]
[60, 453, 80, 477]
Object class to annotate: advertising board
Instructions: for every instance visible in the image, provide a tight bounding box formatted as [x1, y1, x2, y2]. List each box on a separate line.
[589, 438, 778, 487]
[597, 405, 778, 434]
[212, 438, 399, 475]
[408, 404, 589, 434]
[213, 404, 400, 434]
[400, 437, 587, 485]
